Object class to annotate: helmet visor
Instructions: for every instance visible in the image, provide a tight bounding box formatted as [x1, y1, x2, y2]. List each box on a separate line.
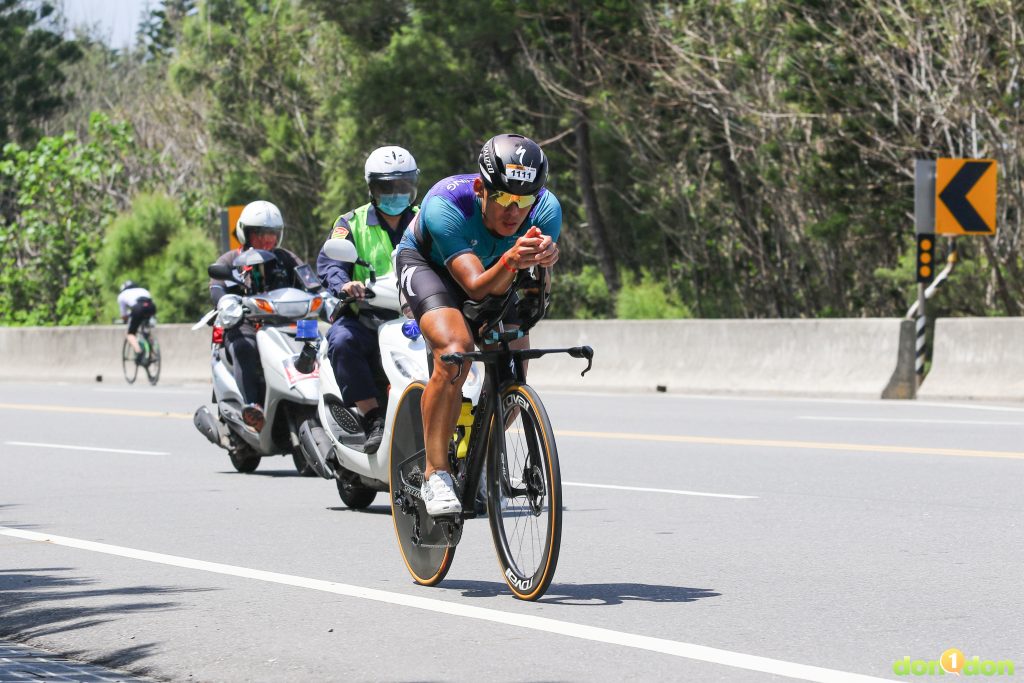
[368, 172, 419, 204]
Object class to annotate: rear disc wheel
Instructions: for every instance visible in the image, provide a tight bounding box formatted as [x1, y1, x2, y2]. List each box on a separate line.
[388, 381, 455, 585]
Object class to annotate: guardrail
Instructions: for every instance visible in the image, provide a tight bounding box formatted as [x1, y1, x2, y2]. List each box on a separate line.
[0, 318, 931, 399]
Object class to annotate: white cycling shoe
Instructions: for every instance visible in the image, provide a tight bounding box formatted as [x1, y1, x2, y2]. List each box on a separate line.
[421, 471, 462, 516]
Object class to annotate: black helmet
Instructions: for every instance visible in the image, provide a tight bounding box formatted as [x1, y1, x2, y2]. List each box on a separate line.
[478, 133, 548, 196]
[120, 280, 138, 292]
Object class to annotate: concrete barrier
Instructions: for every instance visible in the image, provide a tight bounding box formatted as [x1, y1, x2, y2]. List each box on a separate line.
[528, 319, 910, 398]
[916, 317, 1024, 401]
[0, 324, 213, 384]
[0, 318, 913, 398]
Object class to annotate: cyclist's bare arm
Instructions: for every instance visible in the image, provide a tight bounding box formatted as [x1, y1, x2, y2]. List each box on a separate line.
[447, 228, 549, 300]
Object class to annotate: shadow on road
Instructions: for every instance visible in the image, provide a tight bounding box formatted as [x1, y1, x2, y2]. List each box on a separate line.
[442, 579, 720, 605]
[0, 566, 215, 674]
[326, 504, 392, 516]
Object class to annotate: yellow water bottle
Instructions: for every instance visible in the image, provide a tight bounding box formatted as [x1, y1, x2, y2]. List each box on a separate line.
[454, 399, 474, 459]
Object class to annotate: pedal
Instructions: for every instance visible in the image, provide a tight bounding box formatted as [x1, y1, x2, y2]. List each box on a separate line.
[437, 517, 463, 547]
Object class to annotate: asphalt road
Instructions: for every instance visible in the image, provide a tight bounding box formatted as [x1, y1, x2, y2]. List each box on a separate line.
[1, 381, 1022, 682]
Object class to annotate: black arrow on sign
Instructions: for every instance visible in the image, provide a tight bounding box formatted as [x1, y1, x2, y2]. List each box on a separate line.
[938, 160, 993, 233]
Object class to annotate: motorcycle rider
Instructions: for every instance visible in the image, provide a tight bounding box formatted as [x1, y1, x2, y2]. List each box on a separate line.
[117, 280, 157, 365]
[209, 200, 309, 433]
[316, 146, 420, 453]
[395, 133, 561, 516]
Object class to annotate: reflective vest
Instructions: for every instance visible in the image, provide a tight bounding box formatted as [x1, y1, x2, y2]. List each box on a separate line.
[336, 203, 416, 282]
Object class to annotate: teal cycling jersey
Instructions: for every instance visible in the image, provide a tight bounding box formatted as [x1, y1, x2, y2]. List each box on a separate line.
[397, 173, 562, 268]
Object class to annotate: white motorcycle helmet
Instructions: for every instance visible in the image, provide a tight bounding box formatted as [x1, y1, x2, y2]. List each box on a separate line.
[235, 200, 285, 248]
[364, 146, 419, 215]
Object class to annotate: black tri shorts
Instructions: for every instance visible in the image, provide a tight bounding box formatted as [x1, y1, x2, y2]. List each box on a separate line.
[395, 247, 468, 320]
[395, 247, 522, 328]
[127, 298, 156, 334]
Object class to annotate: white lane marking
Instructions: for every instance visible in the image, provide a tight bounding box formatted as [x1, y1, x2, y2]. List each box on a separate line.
[564, 481, 756, 499]
[798, 416, 1024, 426]
[542, 390, 1024, 412]
[94, 387, 201, 396]
[5, 441, 169, 456]
[0, 526, 887, 683]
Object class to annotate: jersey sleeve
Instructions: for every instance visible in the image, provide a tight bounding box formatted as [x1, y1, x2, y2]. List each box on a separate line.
[421, 195, 475, 265]
[532, 191, 562, 242]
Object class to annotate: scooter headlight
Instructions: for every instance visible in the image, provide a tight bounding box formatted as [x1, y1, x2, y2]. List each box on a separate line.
[216, 295, 244, 328]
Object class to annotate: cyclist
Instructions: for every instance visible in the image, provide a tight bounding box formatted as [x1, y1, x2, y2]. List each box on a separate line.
[395, 133, 561, 516]
[317, 146, 420, 453]
[209, 200, 309, 433]
[118, 280, 157, 365]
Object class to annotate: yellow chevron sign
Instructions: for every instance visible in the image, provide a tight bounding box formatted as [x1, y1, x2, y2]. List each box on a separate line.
[935, 158, 997, 235]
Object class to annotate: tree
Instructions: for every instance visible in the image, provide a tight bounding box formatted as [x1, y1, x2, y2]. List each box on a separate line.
[0, 113, 132, 325]
[0, 0, 81, 146]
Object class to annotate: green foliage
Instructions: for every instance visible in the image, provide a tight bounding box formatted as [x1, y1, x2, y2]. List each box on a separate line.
[549, 265, 612, 319]
[614, 270, 692, 320]
[97, 193, 218, 323]
[0, 0, 82, 146]
[0, 113, 131, 325]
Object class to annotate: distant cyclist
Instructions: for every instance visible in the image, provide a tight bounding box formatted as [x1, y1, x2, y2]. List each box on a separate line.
[395, 133, 561, 516]
[118, 280, 157, 365]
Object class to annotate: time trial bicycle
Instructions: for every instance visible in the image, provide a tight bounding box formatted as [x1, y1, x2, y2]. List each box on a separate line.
[388, 267, 593, 600]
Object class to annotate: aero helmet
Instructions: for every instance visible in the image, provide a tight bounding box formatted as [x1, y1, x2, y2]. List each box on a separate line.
[477, 133, 548, 196]
[235, 200, 285, 248]
[364, 146, 420, 210]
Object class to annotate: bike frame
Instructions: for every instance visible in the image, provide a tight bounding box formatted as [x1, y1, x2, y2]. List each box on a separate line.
[441, 333, 593, 518]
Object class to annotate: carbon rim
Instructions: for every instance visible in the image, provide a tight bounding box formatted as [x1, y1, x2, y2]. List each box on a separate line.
[487, 384, 561, 600]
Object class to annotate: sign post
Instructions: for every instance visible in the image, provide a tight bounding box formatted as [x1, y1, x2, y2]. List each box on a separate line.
[908, 156, 998, 388]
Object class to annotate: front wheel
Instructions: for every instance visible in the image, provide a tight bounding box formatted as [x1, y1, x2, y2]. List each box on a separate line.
[230, 450, 261, 473]
[487, 384, 562, 601]
[336, 472, 377, 509]
[388, 381, 455, 586]
[143, 336, 160, 385]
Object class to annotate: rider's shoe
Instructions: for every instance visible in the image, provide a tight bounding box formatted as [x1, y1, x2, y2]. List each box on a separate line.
[363, 415, 385, 454]
[135, 351, 146, 366]
[421, 471, 462, 516]
[242, 403, 265, 433]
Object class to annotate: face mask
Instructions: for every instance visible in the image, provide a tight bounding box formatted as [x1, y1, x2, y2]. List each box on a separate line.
[376, 194, 412, 216]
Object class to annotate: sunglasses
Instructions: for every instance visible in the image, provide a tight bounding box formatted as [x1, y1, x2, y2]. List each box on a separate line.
[490, 190, 537, 209]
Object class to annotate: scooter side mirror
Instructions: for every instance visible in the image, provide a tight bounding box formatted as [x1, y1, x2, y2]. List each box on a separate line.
[323, 238, 358, 264]
[208, 263, 233, 280]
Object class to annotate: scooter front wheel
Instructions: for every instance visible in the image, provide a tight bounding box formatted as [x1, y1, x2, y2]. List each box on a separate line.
[388, 381, 455, 585]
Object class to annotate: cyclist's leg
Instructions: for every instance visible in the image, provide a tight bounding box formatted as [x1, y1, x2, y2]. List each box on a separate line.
[419, 308, 473, 480]
[396, 249, 472, 483]
[126, 305, 145, 355]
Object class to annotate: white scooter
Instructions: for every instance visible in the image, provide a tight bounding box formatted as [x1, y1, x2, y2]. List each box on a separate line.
[192, 249, 326, 474]
[297, 240, 483, 508]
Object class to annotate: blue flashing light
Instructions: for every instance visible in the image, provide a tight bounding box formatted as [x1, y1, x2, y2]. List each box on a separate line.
[401, 319, 421, 340]
[295, 319, 319, 341]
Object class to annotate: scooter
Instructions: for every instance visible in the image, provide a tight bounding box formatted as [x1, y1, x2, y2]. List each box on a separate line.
[192, 248, 326, 474]
[297, 239, 483, 507]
